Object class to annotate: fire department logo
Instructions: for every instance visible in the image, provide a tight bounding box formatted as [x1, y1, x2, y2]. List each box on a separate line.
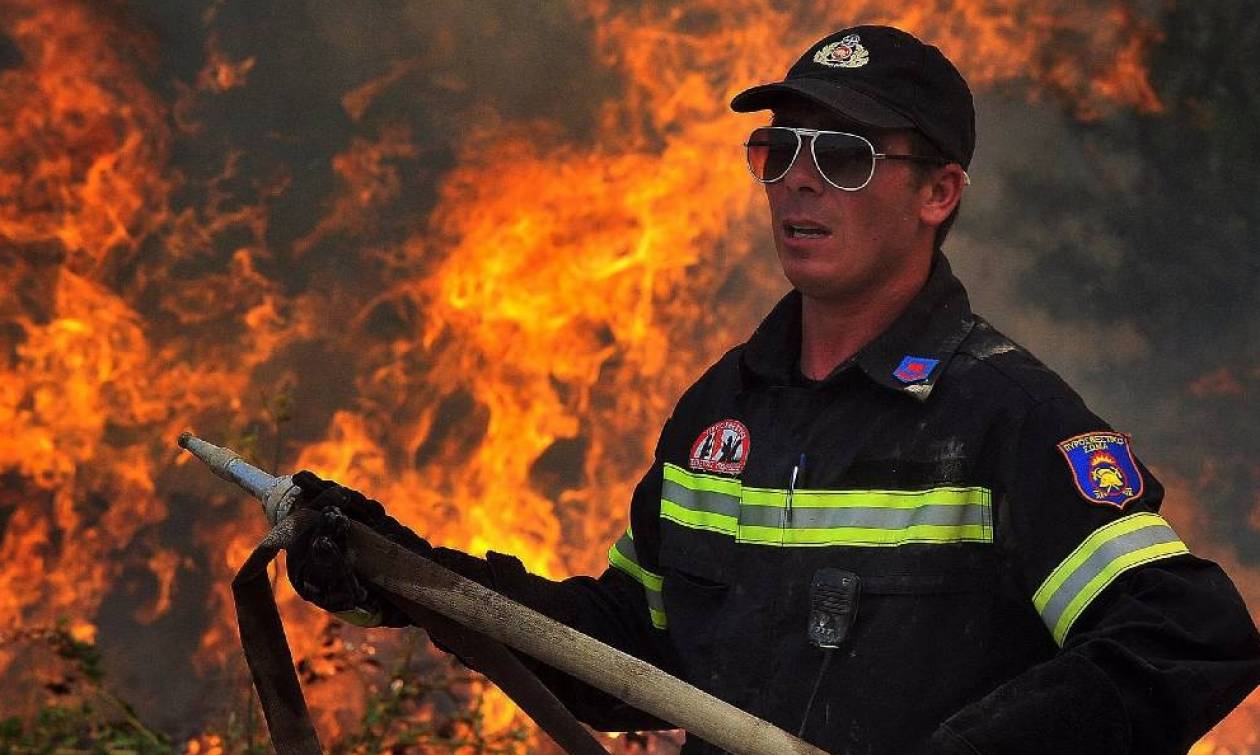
[689, 419, 750, 475]
[813, 34, 870, 69]
[1057, 431, 1145, 509]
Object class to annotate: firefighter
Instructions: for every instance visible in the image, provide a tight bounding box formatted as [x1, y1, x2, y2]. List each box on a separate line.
[287, 26, 1260, 753]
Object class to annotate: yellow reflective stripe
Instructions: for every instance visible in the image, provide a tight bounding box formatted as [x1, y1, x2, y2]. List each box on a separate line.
[741, 486, 990, 509]
[666, 464, 990, 509]
[648, 608, 668, 630]
[660, 499, 738, 536]
[608, 541, 663, 591]
[660, 463, 992, 546]
[1033, 513, 1167, 608]
[736, 523, 993, 547]
[1033, 512, 1188, 645]
[607, 532, 667, 629]
[1048, 540, 1186, 644]
[663, 463, 742, 496]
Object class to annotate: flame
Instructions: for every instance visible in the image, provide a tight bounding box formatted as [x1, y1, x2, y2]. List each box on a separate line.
[0, 0, 174, 653]
[1090, 451, 1119, 467]
[0, 0, 1252, 751]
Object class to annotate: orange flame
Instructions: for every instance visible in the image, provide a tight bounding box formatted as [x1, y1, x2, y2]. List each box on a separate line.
[0, 0, 1253, 751]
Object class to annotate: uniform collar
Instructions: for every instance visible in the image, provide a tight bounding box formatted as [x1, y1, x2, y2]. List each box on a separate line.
[741, 253, 975, 401]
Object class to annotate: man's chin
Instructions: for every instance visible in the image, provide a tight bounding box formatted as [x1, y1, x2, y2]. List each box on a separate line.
[781, 260, 856, 299]
[784, 274, 855, 303]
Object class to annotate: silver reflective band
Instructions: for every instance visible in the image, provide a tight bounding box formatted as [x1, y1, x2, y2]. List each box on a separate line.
[608, 530, 667, 629]
[660, 463, 992, 547]
[738, 502, 988, 530]
[662, 477, 741, 520]
[1033, 512, 1188, 645]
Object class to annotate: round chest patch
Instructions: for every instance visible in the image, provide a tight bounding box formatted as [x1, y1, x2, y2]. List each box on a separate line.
[689, 419, 750, 475]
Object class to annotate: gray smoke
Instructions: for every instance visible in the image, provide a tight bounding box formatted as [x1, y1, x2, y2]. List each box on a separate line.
[954, 1, 1260, 564]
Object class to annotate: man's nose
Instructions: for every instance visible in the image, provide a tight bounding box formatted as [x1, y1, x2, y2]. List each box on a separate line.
[783, 138, 824, 192]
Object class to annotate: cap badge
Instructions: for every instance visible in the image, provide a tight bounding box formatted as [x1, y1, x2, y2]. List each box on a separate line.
[689, 419, 750, 476]
[814, 34, 870, 69]
[893, 355, 940, 383]
[1057, 432, 1145, 509]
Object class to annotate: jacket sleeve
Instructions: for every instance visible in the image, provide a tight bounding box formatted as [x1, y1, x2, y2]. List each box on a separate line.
[424, 452, 677, 732]
[927, 398, 1260, 754]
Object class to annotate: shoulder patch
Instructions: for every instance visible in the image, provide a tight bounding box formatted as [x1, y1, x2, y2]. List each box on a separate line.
[1057, 432, 1144, 509]
[689, 419, 750, 475]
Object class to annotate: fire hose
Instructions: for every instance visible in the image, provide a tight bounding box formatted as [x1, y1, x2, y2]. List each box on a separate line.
[177, 432, 826, 755]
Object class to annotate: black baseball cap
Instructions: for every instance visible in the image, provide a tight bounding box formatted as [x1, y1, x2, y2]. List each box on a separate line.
[731, 26, 976, 169]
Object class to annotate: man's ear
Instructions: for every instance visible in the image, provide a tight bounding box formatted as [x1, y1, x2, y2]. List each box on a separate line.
[919, 164, 967, 227]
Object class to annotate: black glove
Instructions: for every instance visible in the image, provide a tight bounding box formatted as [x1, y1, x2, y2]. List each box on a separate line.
[285, 470, 431, 627]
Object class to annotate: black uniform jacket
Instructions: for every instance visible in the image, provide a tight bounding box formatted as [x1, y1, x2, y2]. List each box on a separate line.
[460, 255, 1260, 754]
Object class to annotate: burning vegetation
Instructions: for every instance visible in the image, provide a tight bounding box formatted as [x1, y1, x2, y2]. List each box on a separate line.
[0, 0, 1257, 752]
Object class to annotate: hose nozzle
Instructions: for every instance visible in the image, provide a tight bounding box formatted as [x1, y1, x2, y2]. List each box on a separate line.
[178, 432, 301, 525]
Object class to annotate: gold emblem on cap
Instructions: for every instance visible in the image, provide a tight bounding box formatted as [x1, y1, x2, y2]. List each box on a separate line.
[814, 34, 869, 69]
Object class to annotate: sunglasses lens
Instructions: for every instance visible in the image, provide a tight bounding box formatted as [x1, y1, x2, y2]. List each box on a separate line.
[746, 127, 798, 182]
[813, 132, 875, 189]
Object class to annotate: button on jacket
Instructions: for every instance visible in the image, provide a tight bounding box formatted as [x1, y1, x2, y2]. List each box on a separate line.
[473, 254, 1260, 754]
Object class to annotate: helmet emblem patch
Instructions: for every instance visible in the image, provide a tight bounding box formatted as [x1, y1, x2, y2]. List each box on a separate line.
[814, 34, 870, 69]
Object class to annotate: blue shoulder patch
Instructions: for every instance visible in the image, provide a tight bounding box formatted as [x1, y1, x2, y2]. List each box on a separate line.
[1057, 432, 1145, 509]
[893, 355, 940, 383]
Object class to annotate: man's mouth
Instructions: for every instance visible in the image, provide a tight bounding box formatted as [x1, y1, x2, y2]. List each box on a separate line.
[783, 221, 831, 239]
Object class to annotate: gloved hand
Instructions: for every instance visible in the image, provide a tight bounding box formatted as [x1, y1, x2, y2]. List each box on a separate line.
[285, 470, 431, 627]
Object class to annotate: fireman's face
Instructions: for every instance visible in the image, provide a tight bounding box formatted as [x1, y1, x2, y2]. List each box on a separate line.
[762, 101, 933, 302]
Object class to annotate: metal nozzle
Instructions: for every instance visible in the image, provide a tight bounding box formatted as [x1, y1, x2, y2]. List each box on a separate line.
[178, 432, 302, 525]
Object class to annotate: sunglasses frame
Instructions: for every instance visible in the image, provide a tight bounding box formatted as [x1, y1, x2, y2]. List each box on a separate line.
[744, 126, 969, 191]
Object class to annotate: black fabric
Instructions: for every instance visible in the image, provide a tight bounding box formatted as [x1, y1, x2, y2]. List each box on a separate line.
[741, 254, 973, 397]
[282, 473, 670, 730]
[936, 649, 1132, 754]
[285, 470, 434, 627]
[233, 511, 324, 755]
[466, 254, 1259, 753]
[246, 510, 610, 755]
[283, 257, 1260, 752]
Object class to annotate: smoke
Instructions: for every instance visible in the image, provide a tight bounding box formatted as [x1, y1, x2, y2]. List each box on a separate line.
[955, 0, 1260, 569]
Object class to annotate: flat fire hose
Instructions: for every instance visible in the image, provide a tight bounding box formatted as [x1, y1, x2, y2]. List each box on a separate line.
[182, 433, 826, 755]
[232, 509, 607, 755]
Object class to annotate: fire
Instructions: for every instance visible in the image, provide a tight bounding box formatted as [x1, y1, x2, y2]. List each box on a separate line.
[0, 0, 174, 645]
[0, 0, 170, 266]
[0, 0, 1253, 751]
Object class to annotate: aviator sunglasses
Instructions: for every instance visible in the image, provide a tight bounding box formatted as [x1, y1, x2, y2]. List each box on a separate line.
[744, 126, 968, 191]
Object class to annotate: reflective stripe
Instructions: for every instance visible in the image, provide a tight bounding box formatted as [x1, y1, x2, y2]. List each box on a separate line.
[740, 486, 989, 509]
[736, 522, 993, 547]
[1033, 512, 1188, 645]
[607, 531, 667, 629]
[662, 477, 741, 519]
[738, 503, 988, 530]
[661, 463, 992, 546]
[660, 467, 742, 535]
